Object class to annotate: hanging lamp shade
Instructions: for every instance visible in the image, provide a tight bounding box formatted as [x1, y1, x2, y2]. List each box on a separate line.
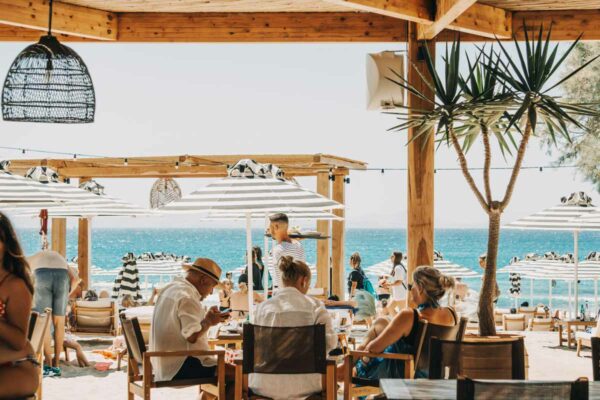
[1, 1, 95, 123]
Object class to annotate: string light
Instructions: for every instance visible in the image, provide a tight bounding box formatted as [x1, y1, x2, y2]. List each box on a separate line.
[124, 158, 128, 166]
[73, 153, 77, 160]
[21, 149, 25, 154]
[175, 161, 179, 170]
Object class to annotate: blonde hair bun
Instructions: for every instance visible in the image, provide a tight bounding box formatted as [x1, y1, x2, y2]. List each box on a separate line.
[439, 275, 455, 290]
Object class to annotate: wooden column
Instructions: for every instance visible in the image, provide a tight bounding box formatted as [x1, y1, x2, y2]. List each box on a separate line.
[78, 177, 91, 289]
[50, 218, 67, 257]
[316, 172, 331, 293]
[407, 23, 435, 288]
[331, 173, 346, 298]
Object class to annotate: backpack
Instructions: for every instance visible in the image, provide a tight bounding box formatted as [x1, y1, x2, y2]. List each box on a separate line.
[361, 271, 377, 297]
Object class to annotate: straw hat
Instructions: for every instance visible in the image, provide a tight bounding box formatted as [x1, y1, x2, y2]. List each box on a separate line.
[183, 258, 222, 283]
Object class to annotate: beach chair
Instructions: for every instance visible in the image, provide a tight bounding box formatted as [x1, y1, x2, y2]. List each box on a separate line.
[592, 337, 600, 381]
[502, 314, 526, 331]
[236, 323, 337, 400]
[456, 376, 588, 400]
[119, 314, 226, 400]
[27, 308, 51, 400]
[429, 336, 526, 379]
[518, 307, 537, 326]
[71, 299, 118, 336]
[528, 317, 554, 331]
[576, 319, 600, 357]
[493, 308, 510, 326]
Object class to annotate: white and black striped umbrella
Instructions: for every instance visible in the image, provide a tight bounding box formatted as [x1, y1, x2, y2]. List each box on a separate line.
[504, 192, 600, 315]
[0, 168, 63, 205]
[201, 210, 342, 221]
[364, 259, 480, 278]
[160, 177, 343, 214]
[111, 262, 143, 301]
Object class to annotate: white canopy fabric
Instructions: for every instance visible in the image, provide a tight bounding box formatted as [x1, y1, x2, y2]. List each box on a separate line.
[364, 259, 480, 278]
[504, 194, 600, 314]
[202, 210, 342, 221]
[0, 169, 64, 204]
[159, 160, 344, 319]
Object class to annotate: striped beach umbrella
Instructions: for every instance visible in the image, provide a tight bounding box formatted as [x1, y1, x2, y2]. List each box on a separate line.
[160, 159, 344, 319]
[364, 259, 480, 278]
[0, 162, 65, 205]
[504, 192, 600, 314]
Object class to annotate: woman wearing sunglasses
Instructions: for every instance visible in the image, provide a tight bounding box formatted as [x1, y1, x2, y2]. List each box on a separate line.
[343, 265, 457, 380]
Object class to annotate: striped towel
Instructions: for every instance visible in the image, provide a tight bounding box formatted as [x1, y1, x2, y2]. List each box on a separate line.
[112, 261, 142, 300]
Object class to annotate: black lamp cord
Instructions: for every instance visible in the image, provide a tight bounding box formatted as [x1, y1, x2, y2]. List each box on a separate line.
[47, 0, 53, 36]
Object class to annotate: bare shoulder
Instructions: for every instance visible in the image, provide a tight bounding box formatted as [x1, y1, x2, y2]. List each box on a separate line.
[4, 275, 32, 301]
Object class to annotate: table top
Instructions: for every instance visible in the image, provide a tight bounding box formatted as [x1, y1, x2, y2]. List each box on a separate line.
[380, 379, 600, 400]
[558, 319, 597, 326]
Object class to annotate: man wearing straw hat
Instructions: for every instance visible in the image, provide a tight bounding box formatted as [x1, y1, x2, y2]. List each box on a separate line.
[151, 258, 229, 382]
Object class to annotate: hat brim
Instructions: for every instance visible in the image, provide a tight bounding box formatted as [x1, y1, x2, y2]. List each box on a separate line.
[182, 263, 221, 283]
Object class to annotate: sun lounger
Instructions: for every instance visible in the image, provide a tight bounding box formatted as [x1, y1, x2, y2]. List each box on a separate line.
[72, 299, 118, 336]
[503, 314, 527, 331]
[528, 317, 554, 331]
[576, 319, 600, 356]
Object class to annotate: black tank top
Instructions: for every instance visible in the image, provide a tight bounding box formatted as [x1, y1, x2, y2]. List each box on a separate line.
[405, 307, 458, 346]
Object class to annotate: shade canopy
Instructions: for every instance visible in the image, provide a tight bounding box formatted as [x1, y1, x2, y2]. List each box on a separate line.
[0, 166, 63, 205]
[202, 210, 342, 221]
[365, 259, 480, 278]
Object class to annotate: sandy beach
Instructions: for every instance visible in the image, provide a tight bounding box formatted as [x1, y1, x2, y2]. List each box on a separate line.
[40, 330, 594, 400]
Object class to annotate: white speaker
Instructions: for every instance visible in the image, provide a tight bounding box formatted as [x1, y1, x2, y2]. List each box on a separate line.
[366, 51, 405, 111]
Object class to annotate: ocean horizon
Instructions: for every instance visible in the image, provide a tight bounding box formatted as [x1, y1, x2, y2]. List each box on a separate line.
[15, 227, 600, 310]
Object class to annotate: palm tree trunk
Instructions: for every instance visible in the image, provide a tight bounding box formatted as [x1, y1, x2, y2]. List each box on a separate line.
[481, 124, 493, 204]
[478, 209, 501, 336]
[449, 130, 489, 212]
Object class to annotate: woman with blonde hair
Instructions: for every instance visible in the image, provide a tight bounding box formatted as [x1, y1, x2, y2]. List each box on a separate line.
[250, 256, 338, 400]
[343, 265, 457, 380]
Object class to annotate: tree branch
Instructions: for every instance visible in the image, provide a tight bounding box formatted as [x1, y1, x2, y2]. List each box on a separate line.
[501, 120, 532, 211]
[481, 124, 493, 205]
[449, 128, 490, 212]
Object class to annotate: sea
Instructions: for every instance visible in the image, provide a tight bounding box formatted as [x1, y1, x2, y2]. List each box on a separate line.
[16, 228, 600, 310]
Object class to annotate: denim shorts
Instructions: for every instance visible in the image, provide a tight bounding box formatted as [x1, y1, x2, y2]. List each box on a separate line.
[33, 268, 70, 316]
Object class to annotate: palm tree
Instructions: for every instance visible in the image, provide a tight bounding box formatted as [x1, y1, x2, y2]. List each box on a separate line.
[388, 26, 599, 335]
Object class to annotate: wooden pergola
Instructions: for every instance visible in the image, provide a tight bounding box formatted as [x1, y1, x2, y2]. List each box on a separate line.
[8, 154, 366, 294]
[2, 0, 598, 296]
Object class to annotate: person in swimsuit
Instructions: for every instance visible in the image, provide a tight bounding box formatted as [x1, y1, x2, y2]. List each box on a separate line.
[339, 265, 457, 380]
[0, 212, 40, 398]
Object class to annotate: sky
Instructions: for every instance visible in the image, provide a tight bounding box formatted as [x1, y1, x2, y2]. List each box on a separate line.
[0, 41, 597, 229]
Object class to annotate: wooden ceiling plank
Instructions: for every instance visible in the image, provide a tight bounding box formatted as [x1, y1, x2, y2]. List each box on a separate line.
[417, 0, 477, 40]
[117, 12, 408, 42]
[322, 0, 434, 25]
[448, 2, 512, 39]
[0, 0, 116, 41]
[513, 10, 600, 41]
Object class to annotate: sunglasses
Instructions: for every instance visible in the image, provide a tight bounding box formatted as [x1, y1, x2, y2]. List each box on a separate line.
[407, 283, 413, 291]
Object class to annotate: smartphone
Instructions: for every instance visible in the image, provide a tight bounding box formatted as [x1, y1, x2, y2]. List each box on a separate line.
[220, 308, 231, 315]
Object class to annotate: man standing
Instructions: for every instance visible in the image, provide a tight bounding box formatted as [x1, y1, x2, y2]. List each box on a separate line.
[28, 249, 78, 375]
[269, 213, 305, 289]
[151, 258, 229, 382]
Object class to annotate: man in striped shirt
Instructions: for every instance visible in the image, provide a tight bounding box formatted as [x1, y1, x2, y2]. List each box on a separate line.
[269, 213, 306, 289]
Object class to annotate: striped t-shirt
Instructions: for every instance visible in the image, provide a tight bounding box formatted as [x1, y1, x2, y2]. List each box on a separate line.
[271, 240, 306, 288]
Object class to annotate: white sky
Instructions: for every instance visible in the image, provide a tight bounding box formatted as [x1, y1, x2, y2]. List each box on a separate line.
[0, 41, 596, 229]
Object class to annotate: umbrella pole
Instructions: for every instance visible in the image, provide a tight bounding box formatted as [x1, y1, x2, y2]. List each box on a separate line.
[246, 213, 254, 321]
[595, 279, 598, 317]
[548, 280, 552, 310]
[568, 281, 572, 319]
[530, 278, 534, 305]
[264, 215, 269, 299]
[574, 230, 579, 318]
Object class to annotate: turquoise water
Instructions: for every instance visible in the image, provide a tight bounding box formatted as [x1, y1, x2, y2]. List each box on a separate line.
[15, 228, 600, 309]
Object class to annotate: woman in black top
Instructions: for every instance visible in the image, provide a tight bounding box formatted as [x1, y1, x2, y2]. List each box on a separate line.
[347, 252, 365, 297]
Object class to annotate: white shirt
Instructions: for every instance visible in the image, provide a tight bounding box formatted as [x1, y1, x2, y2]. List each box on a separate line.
[150, 277, 216, 382]
[390, 264, 407, 301]
[28, 250, 68, 271]
[250, 287, 337, 400]
[271, 240, 306, 288]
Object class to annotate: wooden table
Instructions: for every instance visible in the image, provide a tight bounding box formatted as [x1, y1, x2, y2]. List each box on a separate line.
[557, 320, 596, 348]
[380, 379, 600, 400]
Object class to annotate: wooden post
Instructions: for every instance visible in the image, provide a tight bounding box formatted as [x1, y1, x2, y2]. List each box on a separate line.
[316, 172, 331, 293]
[51, 218, 67, 257]
[78, 177, 92, 289]
[407, 23, 435, 291]
[331, 173, 346, 298]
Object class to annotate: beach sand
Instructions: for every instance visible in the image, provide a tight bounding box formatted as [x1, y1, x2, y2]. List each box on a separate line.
[41, 331, 593, 400]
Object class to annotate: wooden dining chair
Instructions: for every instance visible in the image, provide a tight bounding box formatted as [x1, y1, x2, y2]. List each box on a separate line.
[456, 376, 588, 400]
[343, 320, 429, 400]
[429, 336, 526, 380]
[237, 323, 337, 400]
[503, 314, 527, 331]
[119, 314, 226, 400]
[27, 308, 52, 400]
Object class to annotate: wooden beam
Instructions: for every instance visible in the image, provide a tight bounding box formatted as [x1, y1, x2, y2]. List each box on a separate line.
[51, 218, 67, 257]
[0, 0, 117, 41]
[78, 177, 91, 290]
[331, 174, 346, 298]
[417, 0, 477, 40]
[117, 12, 408, 42]
[316, 172, 331, 293]
[406, 23, 435, 300]
[448, 1, 512, 39]
[323, 0, 434, 25]
[513, 10, 600, 41]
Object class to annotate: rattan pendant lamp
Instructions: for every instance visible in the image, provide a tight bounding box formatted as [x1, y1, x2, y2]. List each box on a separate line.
[1, 0, 95, 123]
